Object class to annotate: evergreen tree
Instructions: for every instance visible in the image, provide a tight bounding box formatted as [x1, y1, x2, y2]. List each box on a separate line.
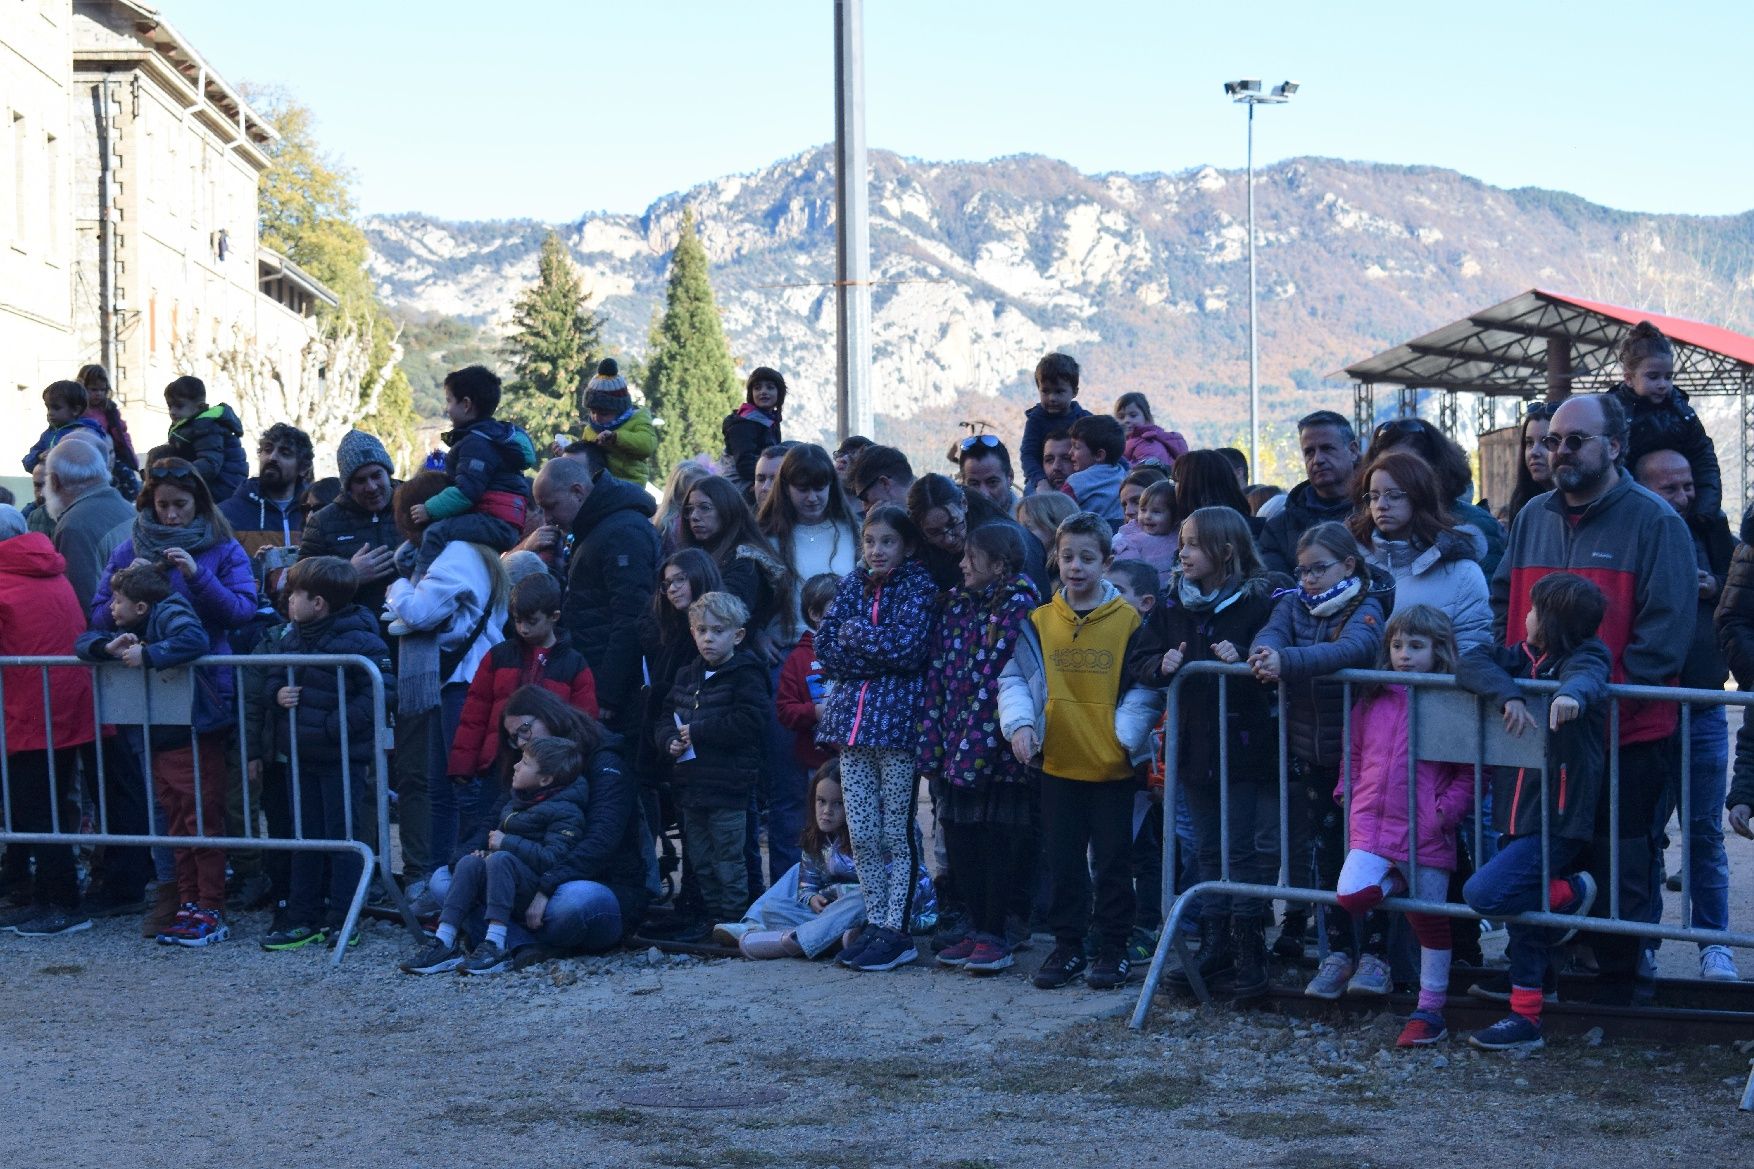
[501, 231, 602, 439]
[645, 208, 741, 476]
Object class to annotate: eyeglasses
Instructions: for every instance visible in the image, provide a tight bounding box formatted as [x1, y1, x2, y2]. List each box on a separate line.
[1293, 560, 1341, 581]
[1362, 489, 1408, 505]
[1373, 418, 1430, 441]
[148, 464, 197, 483]
[1538, 432, 1603, 453]
[662, 575, 690, 591]
[959, 434, 1002, 451]
[922, 514, 966, 543]
[507, 718, 536, 744]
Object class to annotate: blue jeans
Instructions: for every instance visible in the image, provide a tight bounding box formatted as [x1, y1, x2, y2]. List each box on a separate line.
[1661, 704, 1731, 938]
[428, 683, 495, 869]
[739, 863, 866, 958]
[430, 864, 623, 953]
[1463, 833, 1587, 989]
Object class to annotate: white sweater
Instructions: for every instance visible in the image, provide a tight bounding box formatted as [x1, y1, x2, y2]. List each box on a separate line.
[385, 542, 506, 685]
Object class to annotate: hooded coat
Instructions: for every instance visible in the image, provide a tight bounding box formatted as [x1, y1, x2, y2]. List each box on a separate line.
[561, 474, 660, 723]
[0, 533, 95, 753]
[815, 557, 938, 752]
[1361, 524, 1492, 651]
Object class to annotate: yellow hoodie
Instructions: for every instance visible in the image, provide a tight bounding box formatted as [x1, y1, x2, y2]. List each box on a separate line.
[1031, 587, 1141, 782]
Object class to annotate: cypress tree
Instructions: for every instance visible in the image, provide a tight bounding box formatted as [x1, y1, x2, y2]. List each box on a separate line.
[501, 230, 601, 439]
[645, 208, 741, 476]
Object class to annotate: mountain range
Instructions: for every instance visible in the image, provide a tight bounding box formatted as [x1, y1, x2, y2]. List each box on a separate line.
[362, 147, 1754, 479]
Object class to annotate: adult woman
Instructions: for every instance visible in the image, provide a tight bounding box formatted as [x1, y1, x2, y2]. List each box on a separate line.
[907, 473, 1047, 594]
[426, 686, 648, 955]
[1505, 403, 1553, 527]
[757, 443, 858, 586]
[1363, 418, 1503, 576]
[1173, 450, 1261, 534]
[679, 475, 794, 649]
[653, 459, 714, 559]
[387, 470, 508, 889]
[1346, 450, 1491, 651]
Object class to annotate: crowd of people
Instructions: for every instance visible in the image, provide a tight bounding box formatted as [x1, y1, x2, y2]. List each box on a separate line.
[1, 325, 1751, 1053]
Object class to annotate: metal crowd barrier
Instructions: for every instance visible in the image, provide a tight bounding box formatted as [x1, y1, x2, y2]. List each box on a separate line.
[0, 653, 424, 968]
[1131, 661, 1754, 1031]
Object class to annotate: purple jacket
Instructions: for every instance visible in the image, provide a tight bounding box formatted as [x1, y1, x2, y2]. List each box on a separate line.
[1340, 687, 1473, 869]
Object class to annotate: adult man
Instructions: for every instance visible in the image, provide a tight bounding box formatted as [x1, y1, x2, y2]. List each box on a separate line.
[956, 435, 1019, 514]
[1632, 448, 1738, 981]
[1038, 429, 1076, 495]
[1490, 392, 1695, 1001]
[537, 450, 658, 732]
[846, 444, 915, 509]
[43, 436, 133, 614]
[220, 423, 314, 558]
[1258, 410, 1363, 576]
[752, 442, 797, 512]
[300, 430, 402, 619]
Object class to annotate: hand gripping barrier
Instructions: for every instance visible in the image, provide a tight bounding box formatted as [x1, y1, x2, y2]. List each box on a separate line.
[0, 654, 425, 967]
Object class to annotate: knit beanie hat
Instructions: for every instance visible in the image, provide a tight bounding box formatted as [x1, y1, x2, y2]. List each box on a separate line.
[336, 430, 394, 484]
[584, 358, 632, 414]
[0, 504, 26, 542]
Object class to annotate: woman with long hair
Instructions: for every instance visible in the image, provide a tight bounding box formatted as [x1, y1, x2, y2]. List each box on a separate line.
[1363, 417, 1503, 575]
[1174, 450, 1259, 533]
[757, 443, 859, 587]
[1505, 403, 1553, 526]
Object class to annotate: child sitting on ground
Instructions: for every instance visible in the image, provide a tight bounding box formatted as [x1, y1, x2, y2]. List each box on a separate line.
[407, 365, 537, 579]
[1333, 604, 1472, 1047]
[23, 380, 107, 472]
[399, 736, 588, 976]
[76, 565, 230, 947]
[1021, 353, 1091, 494]
[718, 761, 861, 958]
[1113, 478, 1180, 591]
[775, 573, 838, 777]
[1458, 573, 1610, 1052]
[1064, 414, 1130, 529]
[150, 376, 247, 502]
[579, 358, 657, 485]
[1114, 392, 1187, 468]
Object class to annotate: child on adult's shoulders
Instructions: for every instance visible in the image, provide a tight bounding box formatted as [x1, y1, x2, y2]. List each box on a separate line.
[1020, 352, 1092, 494]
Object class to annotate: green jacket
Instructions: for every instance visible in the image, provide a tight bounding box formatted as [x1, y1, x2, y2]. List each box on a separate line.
[583, 408, 656, 484]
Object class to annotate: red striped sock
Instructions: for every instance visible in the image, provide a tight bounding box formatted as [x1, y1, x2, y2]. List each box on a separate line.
[1548, 878, 1575, 910]
[1509, 986, 1544, 1023]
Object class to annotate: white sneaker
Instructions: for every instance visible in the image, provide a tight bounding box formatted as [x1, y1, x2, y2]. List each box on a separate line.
[1304, 952, 1354, 1000]
[1346, 952, 1393, 997]
[711, 922, 752, 947]
[1700, 945, 1741, 982]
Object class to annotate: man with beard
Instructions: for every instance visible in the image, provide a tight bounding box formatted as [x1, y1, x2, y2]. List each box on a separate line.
[1259, 410, 1363, 575]
[221, 423, 314, 560]
[43, 432, 133, 613]
[1489, 391, 1694, 1004]
[300, 430, 401, 619]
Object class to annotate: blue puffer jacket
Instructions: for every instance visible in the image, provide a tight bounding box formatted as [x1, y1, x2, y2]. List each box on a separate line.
[815, 557, 938, 752]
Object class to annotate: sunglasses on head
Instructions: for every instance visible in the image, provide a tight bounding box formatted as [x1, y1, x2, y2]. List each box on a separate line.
[148, 464, 197, 484]
[959, 434, 1002, 451]
[1372, 418, 1430, 441]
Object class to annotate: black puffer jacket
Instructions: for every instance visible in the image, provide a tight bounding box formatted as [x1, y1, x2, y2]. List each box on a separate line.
[262, 604, 396, 769]
[562, 474, 660, 726]
[1607, 381, 1723, 519]
[657, 648, 770, 809]
[1679, 510, 1734, 690]
[299, 491, 401, 616]
[539, 737, 650, 935]
[1258, 480, 1357, 576]
[457, 779, 589, 877]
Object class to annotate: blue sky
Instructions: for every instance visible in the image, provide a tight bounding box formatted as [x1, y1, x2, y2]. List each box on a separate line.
[162, 0, 1754, 223]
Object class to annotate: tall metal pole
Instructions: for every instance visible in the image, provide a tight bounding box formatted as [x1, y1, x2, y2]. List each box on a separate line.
[1246, 101, 1258, 479]
[833, 0, 873, 442]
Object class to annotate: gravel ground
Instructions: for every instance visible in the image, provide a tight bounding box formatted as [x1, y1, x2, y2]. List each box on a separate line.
[1, 909, 1750, 1169]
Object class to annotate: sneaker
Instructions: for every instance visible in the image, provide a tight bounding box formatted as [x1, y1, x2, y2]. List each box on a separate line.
[325, 924, 362, 950]
[11, 910, 92, 938]
[1396, 1009, 1449, 1048]
[1469, 1013, 1544, 1052]
[851, 927, 917, 972]
[936, 935, 980, 967]
[1468, 970, 1559, 1004]
[459, 940, 512, 975]
[155, 904, 202, 945]
[260, 924, 326, 951]
[1700, 945, 1742, 982]
[1032, 944, 1089, 990]
[1346, 953, 1392, 997]
[930, 913, 972, 954]
[399, 939, 467, 975]
[167, 908, 229, 948]
[1552, 872, 1597, 946]
[836, 924, 877, 967]
[1126, 926, 1157, 967]
[963, 935, 1014, 974]
[1087, 951, 1134, 990]
[1304, 952, 1354, 1000]
[739, 930, 803, 960]
[711, 922, 752, 948]
[0, 903, 44, 932]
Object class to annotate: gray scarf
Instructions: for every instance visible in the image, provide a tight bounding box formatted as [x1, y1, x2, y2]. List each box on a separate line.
[131, 514, 219, 562]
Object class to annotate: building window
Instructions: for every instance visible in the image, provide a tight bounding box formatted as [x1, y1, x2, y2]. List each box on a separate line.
[44, 131, 58, 255]
[149, 295, 157, 354]
[13, 111, 26, 243]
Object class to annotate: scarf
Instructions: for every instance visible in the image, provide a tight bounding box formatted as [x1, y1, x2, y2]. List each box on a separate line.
[1292, 575, 1363, 618]
[593, 405, 636, 432]
[131, 514, 219, 562]
[1176, 574, 1237, 613]
[399, 629, 440, 715]
[736, 402, 779, 429]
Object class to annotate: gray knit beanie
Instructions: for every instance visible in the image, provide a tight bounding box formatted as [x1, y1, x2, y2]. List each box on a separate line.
[336, 430, 394, 483]
[0, 504, 26, 542]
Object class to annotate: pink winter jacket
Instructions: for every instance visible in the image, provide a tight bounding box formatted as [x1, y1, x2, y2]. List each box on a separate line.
[1123, 423, 1188, 468]
[1337, 687, 1473, 869]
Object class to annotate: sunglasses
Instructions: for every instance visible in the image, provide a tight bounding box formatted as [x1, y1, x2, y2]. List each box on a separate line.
[1372, 418, 1430, 441]
[1538, 432, 1603, 454]
[959, 434, 1002, 451]
[148, 464, 197, 483]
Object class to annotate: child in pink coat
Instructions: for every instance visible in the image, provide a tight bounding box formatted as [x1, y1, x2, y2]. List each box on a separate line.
[1114, 392, 1188, 469]
[1332, 604, 1472, 1047]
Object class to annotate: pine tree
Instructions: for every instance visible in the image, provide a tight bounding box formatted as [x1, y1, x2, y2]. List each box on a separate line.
[645, 208, 741, 476]
[501, 230, 602, 439]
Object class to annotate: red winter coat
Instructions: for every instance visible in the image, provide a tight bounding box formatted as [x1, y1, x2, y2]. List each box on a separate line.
[0, 533, 95, 753]
[776, 631, 832, 771]
[446, 636, 599, 777]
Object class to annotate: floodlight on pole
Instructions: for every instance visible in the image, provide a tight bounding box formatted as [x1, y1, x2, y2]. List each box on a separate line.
[1223, 78, 1299, 480]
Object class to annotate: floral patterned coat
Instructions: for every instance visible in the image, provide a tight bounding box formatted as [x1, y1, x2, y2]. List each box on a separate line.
[917, 574, 1040, 788]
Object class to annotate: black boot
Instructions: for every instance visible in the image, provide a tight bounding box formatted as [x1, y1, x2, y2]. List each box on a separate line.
[1230, 916, 1269, 1001]
[1164, 916, 1234, 995]
[1271, 909, 1307, 961]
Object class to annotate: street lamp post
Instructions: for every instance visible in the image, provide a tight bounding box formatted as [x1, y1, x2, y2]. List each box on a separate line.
[1222, 79, 1298, 480]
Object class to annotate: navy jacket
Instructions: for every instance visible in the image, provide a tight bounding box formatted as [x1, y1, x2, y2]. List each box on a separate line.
[260, 604, 395, 771]
[1019, 400, 1091, 492]
[76, 591, 225, 745]
[539, 737, 650, 933]
[152, 404, 248, 502]
[561, 474, 660, 724]
[658, 648, 771, 810]
[815, 557, 938, 752]
[1608, 381, 1723, 519]
[427, 418, 535, 522]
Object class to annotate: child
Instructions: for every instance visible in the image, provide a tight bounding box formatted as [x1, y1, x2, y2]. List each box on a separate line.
[1063, 414, 1129, 529]
[1114, 392, 1188, 468]
[408, 365, 537, 578]
[1458, 573, 1610, 1052]
[1133, 506, 1283, 999]
[1247, 521, 1392, 991]
[398, 735, 588, 975]
[152, 376, 247, 502]
[719, 761, 862, 958]
[1107, 559, 1158, 618]
[75, 565, 230, 946]
[723, 367, 786, 500]
[1607, 321, 1722, 518]
[446, 573, 598, 784]
[1116, 464, 1170, 529]
[579, 358, 657, 485]
[814, 505, 938, 973]
[1021, 354, 1092, 493]
[1000, 512, 1160, 990]
[1113, 478, 1181, 591]
[258, 556, 397, 951]
[656, 591, 770, 936]
[1334, 604, 1473, 1046]
[920, 524, 1041, 974]
[23, 380, 107, 472]
[775, 573, 838, 776]
[1109, 559, 1175, 961]
[75, 363, 141, 480]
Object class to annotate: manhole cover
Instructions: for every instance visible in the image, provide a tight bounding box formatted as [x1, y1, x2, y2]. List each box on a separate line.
[614, 1085, 787, 1110]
